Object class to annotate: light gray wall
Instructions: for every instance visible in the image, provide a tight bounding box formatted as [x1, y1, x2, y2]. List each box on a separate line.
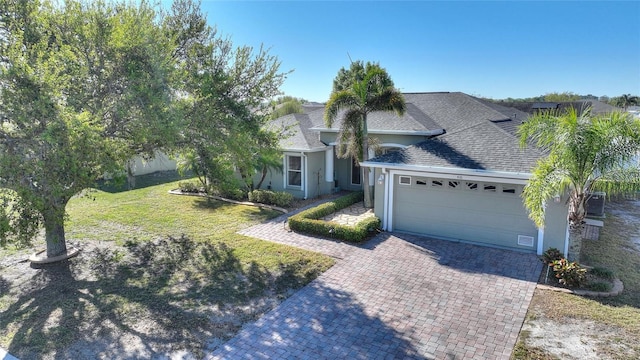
[333, 157, 363, 192]
[129, 151, 177, 176]
[251, 150, 334, 199]
[305, 151, 334, 199]
[542, 196, 569, 253]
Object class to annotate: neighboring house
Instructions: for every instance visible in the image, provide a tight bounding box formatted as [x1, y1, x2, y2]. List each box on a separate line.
[260, 92, 569, 255]
[495, 99, 619, 115]
[128, 150, 177, 176]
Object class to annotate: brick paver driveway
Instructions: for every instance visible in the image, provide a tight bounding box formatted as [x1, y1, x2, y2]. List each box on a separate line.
[208, 207, 542, 359]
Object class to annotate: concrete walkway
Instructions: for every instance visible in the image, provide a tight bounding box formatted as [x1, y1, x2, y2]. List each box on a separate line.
[209, 204, 542, 359]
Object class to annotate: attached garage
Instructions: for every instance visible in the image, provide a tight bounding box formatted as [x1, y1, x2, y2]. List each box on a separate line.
[390, 174, 538, 251]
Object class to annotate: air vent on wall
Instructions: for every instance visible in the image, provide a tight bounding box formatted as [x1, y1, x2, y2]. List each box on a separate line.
[518, 235, 534, 247]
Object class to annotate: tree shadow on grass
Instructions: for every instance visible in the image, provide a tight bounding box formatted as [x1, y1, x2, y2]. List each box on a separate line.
[0, 235, 313, 359]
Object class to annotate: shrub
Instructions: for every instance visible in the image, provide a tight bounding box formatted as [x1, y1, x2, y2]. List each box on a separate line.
[248, 190, 294, 208]
[542, 247, 563, 265]
[288, 192, 380, 242]
[589, 266, 615, 280]
[550, 258, 587, 287]
[587, 281, 612, 292]
[178, 181, 202, 193]
[219, 187, 246, 201]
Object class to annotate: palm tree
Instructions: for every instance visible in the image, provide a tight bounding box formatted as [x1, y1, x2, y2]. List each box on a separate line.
[324, 62, 406, 208]
[615, 94, 639, 110]
[518, 108, 640, 261]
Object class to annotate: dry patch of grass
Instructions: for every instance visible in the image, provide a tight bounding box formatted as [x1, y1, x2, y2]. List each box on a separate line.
[512, 199, 640, 360]
[0, 177, 334, 359]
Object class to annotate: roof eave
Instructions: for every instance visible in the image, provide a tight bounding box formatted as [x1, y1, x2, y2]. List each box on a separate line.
[360, 161, 532, 182]
[310, 128, 446, 136]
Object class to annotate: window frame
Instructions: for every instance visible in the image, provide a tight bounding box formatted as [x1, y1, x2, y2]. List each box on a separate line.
[286, 155, 303, 188]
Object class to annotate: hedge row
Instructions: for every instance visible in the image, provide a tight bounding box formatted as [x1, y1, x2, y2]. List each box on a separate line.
[288, 192, 381, 242]
[248, 189, 294, 208]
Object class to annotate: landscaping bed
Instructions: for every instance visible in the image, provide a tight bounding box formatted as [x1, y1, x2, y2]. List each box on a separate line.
[287, 192, 381, 242]
[512, 199, 640, 360]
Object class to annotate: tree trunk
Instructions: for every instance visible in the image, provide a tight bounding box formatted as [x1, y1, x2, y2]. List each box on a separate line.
[567, 221, 584, 262]
[567, 192, 587, 262]
[43, 203, 68, 258]
[256, 166, 268, 189]
[362, 114, 373, 208]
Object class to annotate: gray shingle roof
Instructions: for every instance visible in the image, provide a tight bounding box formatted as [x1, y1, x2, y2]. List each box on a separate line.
[267, 113, 326, 151]
[369, 121, 544, 174]
[365, 92, 544, 174]
[270, 91, 545, 173]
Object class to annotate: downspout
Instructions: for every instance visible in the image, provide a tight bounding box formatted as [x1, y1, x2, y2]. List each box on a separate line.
[302, 152, 308, 200]
[387, 170, 395, 231]
[382, 168, 390, 230]
[537, 202, 546, 256]
[537, 227, 544, 256]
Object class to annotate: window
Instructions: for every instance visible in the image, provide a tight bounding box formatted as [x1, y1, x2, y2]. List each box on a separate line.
[399, 176, 411, 185]
[466, 182, 478, 190]
[416, 179, 427, 186]
[502, 186, 517, 194]
[287, 156, 302, 187]
[431, 180, 443, 187]
[483, 184, 496, 192]
[448, 181, 459, 189]
[351, 157, 361, 185]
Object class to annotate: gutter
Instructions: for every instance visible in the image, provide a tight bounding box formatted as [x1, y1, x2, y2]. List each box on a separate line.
[359, 161, 532, 182]
[310, 128, 446, 137]
[302, 152, 308, 199]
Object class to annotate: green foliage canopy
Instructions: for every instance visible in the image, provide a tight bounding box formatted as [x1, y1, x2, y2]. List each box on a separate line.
[169, 0, 288, 197]
[0, 0, 179, 257]
[324, 61, 405, 207]
[518, 108, 640, 260]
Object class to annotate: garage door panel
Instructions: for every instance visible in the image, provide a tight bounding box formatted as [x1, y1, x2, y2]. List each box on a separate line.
[393, 177, 537, 250]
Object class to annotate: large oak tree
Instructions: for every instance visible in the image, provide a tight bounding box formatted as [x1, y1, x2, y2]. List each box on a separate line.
[0, 0, 181, 259]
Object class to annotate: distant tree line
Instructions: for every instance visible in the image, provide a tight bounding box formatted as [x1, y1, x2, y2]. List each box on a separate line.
[487, 92, 639, 109]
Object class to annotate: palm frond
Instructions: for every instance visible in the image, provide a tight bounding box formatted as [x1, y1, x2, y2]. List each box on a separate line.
[522, 155, 564, 228]
[324, 91, 360, 127]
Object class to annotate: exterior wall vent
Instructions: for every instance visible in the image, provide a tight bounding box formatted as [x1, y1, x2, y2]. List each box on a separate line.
[518, 235, 535, 247]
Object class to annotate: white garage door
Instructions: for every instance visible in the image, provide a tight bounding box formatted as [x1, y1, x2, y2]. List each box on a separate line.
[393, 175, 538, 250]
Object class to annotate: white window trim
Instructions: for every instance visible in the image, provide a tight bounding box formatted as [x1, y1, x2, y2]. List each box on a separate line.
[284, 153, 304, 190]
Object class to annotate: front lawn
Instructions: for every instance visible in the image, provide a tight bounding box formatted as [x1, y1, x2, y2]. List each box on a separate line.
[0, 179, 334, 359]
[512, 199, 640, 360]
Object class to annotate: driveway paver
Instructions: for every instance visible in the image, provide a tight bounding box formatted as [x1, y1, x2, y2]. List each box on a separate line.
[210, 203, 542, 359]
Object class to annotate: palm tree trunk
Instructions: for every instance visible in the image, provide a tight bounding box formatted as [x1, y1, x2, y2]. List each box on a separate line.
[567, 221, 584, 262]
[567, 192, 587, 262]
[362, 115, 373, 208]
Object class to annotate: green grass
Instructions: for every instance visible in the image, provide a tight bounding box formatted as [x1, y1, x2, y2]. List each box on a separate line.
[0, 177, 334, 358]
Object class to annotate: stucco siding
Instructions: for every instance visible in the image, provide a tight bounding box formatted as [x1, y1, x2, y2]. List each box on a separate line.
[542, 197, 569, 253]
[129, 151, 177, 176]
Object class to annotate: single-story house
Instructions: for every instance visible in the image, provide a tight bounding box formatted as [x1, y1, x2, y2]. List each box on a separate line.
[259, 92, 569, 256]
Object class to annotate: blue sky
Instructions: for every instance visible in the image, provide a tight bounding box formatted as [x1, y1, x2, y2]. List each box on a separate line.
[193, 1, 639, 102]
